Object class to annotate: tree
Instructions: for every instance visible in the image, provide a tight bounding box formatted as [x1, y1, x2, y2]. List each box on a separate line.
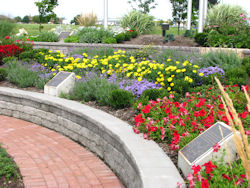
[14, 16, 22, 23]
[128, 0, 157, 14]
[193, 0, 219, 9]
[70, 14, 80, 25]
[22, 15, 30, 23]
[170, 0, 188, 35]
[35, 0, 58, 31]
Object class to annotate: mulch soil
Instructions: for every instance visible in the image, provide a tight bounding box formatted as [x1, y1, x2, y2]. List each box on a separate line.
[122, 34, 198, 47]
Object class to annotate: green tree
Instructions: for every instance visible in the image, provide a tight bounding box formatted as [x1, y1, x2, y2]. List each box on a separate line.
[14, 16, 22, 23]
[22, 15, 30, 23]
[128, 0, 157, 14]
[35, 0, 58, 31]
[170, 0, 187, 35]
[70, 14, 80, 25]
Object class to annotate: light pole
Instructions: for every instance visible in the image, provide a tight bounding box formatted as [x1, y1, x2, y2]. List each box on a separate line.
[104, 0, 108, 29]
[203, 0, 208, 25]
[187, 0, 193, 30]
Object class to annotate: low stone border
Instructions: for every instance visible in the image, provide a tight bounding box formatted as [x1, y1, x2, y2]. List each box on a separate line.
[34, 41, 250, 57]
[0, 87, 184, 188]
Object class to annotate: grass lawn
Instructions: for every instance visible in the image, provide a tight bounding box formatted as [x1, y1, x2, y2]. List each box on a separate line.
[15, 23, 79, 36]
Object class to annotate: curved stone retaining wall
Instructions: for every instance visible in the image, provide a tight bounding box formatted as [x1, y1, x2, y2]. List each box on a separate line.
[0, 87, 184, 188]
[34, 42, 250, 57]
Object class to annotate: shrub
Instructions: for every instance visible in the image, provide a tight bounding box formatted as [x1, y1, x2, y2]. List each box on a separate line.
[115, 33, 125, 43]
[19, 51, 35, 61]
[5, 61, 39, 88]
[124, 31, 132, 41]
[102, 37, 117, 44]
[0, 20, 15, 39]
[64, 35, 80, 43]
[36, 31, 58, 42]
[130, 30, 138, 38]
[110, 89, 134, 109]
[183, 30, 195, 38]
[2, 56, 18, 64]
[121, 10, 154, 34]
[194, 33, 208, 46]
[0, 68, 7, 81]
[141, 88, 162, 101]
[76, 12, 97, 26]
[163, 34, 175, 43]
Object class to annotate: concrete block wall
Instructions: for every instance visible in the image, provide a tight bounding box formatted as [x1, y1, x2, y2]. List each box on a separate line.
[33, 42, 250, 57]
[0, 87, 185, 188]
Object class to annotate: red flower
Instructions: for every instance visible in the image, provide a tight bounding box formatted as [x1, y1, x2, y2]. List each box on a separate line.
[192, 164, 201, 175]
[141, 105, 151, 114]
[218, 104, 224, 109]
[164, 107, 171, 114]
[201, 179, 209, 188]
[212, 143, 221, 152]
[222, 174, 231, 181]
[5, 35, 9, 39]
[203, 161, 217, 174]
[150, 126, 158, 132]
[240, 174, 246, 179]
[133, 127, 140, 134]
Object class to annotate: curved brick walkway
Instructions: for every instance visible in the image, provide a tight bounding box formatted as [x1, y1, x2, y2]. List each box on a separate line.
[0, 115, 123, 188]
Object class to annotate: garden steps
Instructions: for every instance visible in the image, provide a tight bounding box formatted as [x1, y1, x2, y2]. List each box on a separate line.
[0, 115, 123, 188]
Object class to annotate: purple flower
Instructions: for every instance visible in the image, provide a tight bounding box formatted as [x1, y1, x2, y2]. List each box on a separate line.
[198, 66, 225, 77]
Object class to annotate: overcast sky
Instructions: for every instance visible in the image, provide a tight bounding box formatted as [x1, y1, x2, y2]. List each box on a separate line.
[0, 0, 249, 23]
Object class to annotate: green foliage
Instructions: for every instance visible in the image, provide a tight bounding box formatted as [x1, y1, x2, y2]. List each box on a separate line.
[124, 31, 132, 41]
[0, 68, 7, 81]
[115, 33, 126, 43]
[163, 34, 175, 43]
[183, 30, 195, 38]
[5, 61, 39, 88]
[64, 35, 79, 43]
[0, 146, 20, 182]
[67, 77, 119, 106]
[14, 16, 22, 23]
[70, 14, 80, 25]
[2, 57, 18, 64]
[242, 57, 250, 76]
[19, 50, 36, 62]
[110, 89, 134, 109]
[225, 67, 248, 86]
[35, 31, 58, 42]
[78, 27, 113, 43]
[199, 51, 242, 71]
[128, 0, 158, 14]
[121, 10, 154, 34]
[102, 37, 117, 44]
[131, 30, 138, 38]
[194, 32, 208, 46]
[22, 15, 30, 23]
[142, 88, 162, 100]
[0, 20, 15, 39]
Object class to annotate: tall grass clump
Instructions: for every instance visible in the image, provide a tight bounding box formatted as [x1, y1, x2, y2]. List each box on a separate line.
[35, 31, 58, 42]
[0, 20, 15, 39]
[121, 10, 154, 34]
[76, 12, 97, 26]
[215, 77, 250, 184]
[206, 4, 247, 27]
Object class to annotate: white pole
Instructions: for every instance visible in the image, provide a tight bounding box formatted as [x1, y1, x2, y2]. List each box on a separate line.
[198, 0, 204, 33]
[104, 0, 108, 29]
[187, 0, 193, 30]
[203, 0, 208, 25]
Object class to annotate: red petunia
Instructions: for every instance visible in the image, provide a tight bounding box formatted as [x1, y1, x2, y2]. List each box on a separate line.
[141, 104, 151, 114]
[222, 174, 231, 181]
[212, 143, 221, 152]
[192, 164, 201, 175]
[203, 161, 217, 174]
[201, 179, 209, 188]
[5, 35, 9, 39]
[150, 126, 158, 132]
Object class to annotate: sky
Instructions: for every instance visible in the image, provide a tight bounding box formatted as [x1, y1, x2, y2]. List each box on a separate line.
[0, 0, 249, 24]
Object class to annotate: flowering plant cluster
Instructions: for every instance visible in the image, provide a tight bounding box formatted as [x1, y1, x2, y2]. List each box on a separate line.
[133, 85, 249, 151]
[37, 50, 203, 93]
[0, 44, 22, 63]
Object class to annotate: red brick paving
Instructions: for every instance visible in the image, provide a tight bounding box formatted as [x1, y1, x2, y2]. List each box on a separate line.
[0, 115, 123, 188]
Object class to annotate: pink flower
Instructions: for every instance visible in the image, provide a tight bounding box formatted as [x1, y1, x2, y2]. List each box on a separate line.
[143, 133, 148, 139]
[169, 93, 174, 99]
[212, 143, 221, 152]
[133, 128, 140, 134]
[5, 35, 9, 39]
[177, 182, 183, 188]
[243, 17, 247, 21]
[240, 13, 245, 17]
[185, 92, 190, 98]
[187, 173, 194, 181]
[137, 102, 142, 109]
[16, 40, 19, 43]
